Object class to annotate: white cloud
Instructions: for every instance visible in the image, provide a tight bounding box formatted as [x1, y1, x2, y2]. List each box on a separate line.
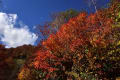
[0, 12, 38, 48]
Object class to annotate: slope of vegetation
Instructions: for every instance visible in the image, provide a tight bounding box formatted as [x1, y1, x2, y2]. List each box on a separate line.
[0, 0, 120, 80]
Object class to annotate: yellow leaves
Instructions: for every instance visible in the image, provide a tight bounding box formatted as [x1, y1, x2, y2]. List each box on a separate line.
[117, 41, 120, 45]
[90, 36, 106, 47]
[108, 50, 115, 55]
[18, 68, 30, 80]
[65, 71, 80, 79]
[110, 57, 116, 60]
[118, 12, 120, 18]
[112, 22, 120, 28]
[16, 59, 25, 65]
[101, 56, 105, 60]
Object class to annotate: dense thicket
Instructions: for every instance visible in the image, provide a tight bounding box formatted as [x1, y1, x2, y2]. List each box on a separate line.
[0, 44, 36, 80]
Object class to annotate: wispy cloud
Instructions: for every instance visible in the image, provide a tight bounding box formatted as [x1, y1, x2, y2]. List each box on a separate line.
[0, 12, 38, 48]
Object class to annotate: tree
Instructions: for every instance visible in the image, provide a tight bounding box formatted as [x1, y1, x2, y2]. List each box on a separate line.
[50, 9, 79, 30]
[0, 44, 36, 80]
[36, 9, 79, 40]
[33, 0, 120, 79]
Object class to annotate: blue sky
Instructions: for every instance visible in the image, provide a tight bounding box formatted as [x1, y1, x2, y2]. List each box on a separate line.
[2, 0, 110, 27]
[0, 0, 110, 48]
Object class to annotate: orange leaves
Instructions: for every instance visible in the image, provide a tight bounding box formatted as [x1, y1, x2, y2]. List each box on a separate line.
[30, 1, 120, 79]
[34, 51, 50, 69]
[42, 34, 57, 51]
[33, 50, 59, 72]
[34, 61, 40, 69]
[86, 14, 98, 25]
[18, 67, 30, 80]
[33, 5, 119, 79]
[77, 12, 87, 21]
[41, 10, 114, 59]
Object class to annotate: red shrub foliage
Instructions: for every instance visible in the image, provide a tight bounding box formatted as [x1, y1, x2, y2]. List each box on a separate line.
[33, 0, 120, 79]
[34, 50, 60, 72]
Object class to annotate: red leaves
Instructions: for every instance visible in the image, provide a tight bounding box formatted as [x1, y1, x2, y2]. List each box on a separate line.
[33, 5, 118, 79]
[39, 11, 113, 62]
[34, 51, 50, 69]
[70, 38, 85, 52]
[87, 14, 98, 25]
[33, 50, 60, 72]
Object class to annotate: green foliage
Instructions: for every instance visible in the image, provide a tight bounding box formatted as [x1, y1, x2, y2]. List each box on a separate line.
[50, 9, 79, 29]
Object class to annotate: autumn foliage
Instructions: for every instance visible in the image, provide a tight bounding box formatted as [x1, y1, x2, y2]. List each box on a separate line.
[0, 0, 120, 80]
[32, 0, 120, 80]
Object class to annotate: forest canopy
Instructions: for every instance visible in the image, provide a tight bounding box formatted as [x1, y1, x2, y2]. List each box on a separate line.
[0, 0, 120, 80]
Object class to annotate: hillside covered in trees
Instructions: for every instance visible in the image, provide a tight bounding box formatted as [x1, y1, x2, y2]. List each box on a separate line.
[0, 0, 120, 80]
